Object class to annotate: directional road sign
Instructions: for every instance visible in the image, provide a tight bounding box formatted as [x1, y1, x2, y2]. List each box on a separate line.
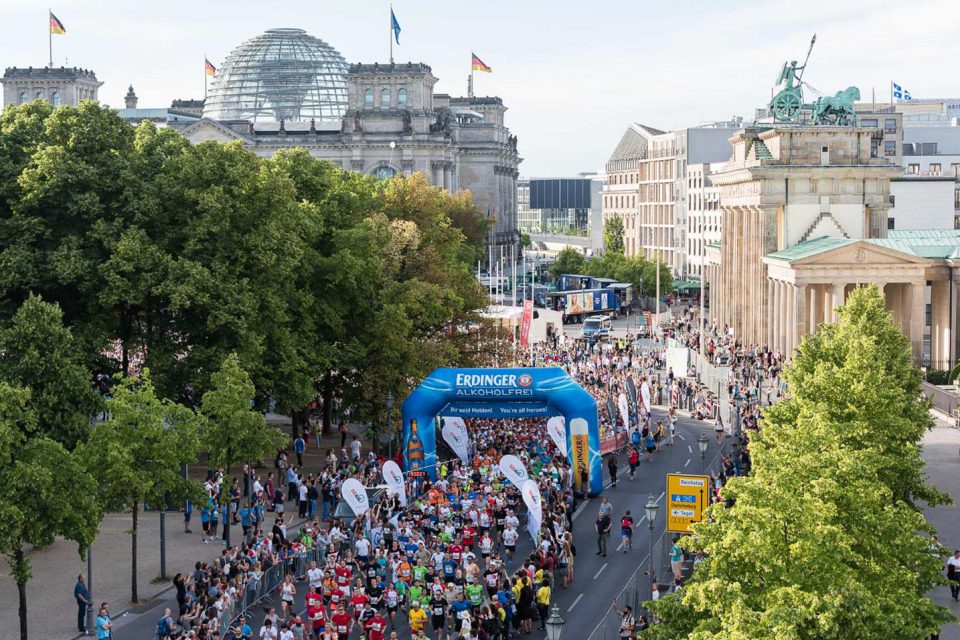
[665, 473, 709, 533]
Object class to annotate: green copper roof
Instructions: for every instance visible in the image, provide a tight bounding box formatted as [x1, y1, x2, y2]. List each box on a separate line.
[765, 236, 853, 262]
[765, 232, 960, 263]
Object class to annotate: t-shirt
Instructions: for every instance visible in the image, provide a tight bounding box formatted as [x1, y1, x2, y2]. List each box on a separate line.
[331, 612, 352, 636]
[408, 607, 428, 631]
[465, 583, 484, 606]
[96, 614, 111, 640]
[259, 626, 278, 640]
[366, 616, 387, 640]
[430, 596, 448, 618]
[536, 585, 551, 605]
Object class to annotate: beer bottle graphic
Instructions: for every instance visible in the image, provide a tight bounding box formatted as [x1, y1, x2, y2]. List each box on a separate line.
[406, 419, 425, 474]
[570, 418, 590, 493]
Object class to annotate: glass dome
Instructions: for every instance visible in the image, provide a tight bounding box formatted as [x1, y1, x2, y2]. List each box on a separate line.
[203, 28, 348, 123]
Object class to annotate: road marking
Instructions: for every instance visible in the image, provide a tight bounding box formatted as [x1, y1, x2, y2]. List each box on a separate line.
[616, 540, 624, 550]
[567, 593, 584, 612]
[687, 445, 693, 453]
[657, 491, 665, 502]
[684, 458, 691, 468]
[676, 433, 685, 441]
[637, 516, 646, 525]
[593, 563, 608, 579]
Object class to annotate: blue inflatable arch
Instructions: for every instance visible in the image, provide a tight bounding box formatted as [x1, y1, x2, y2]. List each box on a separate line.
[401, 367, 603, 495]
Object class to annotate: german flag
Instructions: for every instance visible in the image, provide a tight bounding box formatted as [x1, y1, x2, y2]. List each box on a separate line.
[49, 11, 66, 35]
[205, 58, 216, 77]
[471, 53, 491, 73]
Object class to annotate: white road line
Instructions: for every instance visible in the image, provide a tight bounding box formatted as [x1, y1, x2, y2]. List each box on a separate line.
[593, 563, 608, 579]
[676, 433, 685, 441]
[657, 491, 665, 502]
[637, 516, 646, 525]
[684, 458, 691, 467]
[567, 593, 585, 612]
[616, 540, 624, 550]
[687, 445, 693, 453]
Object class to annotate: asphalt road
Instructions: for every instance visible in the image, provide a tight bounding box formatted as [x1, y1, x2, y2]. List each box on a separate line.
[107, 408, 722, 639]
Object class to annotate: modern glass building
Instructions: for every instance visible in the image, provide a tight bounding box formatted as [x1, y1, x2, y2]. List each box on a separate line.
[203, 28, 349, 123]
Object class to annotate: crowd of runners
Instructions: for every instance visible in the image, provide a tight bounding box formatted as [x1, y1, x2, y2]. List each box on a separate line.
[85, 317, 761, 640]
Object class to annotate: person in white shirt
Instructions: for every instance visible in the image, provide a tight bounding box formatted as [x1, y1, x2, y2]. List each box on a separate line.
[259, 618, 278, 640]
[355, 536, 371, 560]
[307, 561, 324, 589]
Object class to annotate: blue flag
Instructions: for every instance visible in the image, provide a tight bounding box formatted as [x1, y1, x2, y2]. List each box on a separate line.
[892, 81, 912, 101]
[391, 8, 401, 45]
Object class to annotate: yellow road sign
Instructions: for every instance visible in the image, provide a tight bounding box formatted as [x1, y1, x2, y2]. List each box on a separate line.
[666, 473, 709, 533]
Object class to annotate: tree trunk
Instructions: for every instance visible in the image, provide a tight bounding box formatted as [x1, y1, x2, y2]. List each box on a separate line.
[15, 548, 27, 640]
[131, 501, 139, 603]
[320, 373, 334, 433]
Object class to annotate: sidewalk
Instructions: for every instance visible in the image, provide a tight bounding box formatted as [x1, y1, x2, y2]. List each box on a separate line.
[922, 412, 960, 640]
[0, 419, 368, 640]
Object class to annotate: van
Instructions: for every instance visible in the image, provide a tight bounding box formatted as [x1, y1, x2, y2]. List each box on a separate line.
[581, 315, 612, 340]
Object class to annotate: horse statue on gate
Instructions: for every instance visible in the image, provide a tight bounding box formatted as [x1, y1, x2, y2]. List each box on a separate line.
[812, 86, 860, 125]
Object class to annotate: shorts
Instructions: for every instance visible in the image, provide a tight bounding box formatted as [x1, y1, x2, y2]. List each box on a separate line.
[646, 446, 655, 454]
[621, 529, 632, 537]
[387, 605, 398, 614]
[432, 616, 445, 630]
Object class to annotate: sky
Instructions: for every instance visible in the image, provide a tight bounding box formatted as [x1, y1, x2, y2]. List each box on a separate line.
[1, 0, 958, 176]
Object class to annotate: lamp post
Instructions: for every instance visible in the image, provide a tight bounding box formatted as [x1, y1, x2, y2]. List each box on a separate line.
[644, 493, 658, 591]
[544, 604, 565, 640]
[86, 548, 94, 633]
[697, 432, 709, 474]
[386, 392, 395, 460]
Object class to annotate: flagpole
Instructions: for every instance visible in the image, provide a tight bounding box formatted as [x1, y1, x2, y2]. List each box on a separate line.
[204, 54, 208, 100]
[48, 9, 53, 68]
[389, 4, 394, 64]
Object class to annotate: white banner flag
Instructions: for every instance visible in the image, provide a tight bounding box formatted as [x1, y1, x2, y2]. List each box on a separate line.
[641, 380, 652, 413]
[546, 416, 567, 456]
[521, 479, 543, 540]
[618, 393, 630, 430]
[340, 478, 369, 517]
[381, 460, 407, 507]
[498, 454, 529, 487]
[441, 417, 470, 465]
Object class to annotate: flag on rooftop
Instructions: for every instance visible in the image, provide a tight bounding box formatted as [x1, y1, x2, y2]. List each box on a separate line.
[205, 58, 217, 76]
[391, 8, 401, 45]
[49, 11, 65, 35]
[472, 53, 492, 73]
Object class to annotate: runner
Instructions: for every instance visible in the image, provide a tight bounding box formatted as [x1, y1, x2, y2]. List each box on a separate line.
[620, 511, 634, 553]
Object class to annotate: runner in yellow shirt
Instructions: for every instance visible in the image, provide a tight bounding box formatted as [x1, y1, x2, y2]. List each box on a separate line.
[408, 601, 428, 633]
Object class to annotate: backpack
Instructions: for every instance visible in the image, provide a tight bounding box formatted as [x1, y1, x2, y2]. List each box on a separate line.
[156, 616, 171, 639]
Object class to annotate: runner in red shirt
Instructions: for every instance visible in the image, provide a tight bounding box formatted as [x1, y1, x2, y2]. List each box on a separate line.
[331, 604, 353, 640]
[335, 563, 353, 596]
[462, 525, 477, 550]
[305, 585, 327, 640]
[448, 541, 463, 563]
[365, 611, 388, 640]
[349, 588, 369, 621]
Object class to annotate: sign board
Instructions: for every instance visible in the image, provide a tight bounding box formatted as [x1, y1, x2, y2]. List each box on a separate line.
[665, 473, 709, 533]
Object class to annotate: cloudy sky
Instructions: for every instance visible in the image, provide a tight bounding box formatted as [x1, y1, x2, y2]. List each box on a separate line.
[1, 0, 958, 176]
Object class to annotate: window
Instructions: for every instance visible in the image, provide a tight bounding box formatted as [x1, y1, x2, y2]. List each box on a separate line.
[889, 194, 896, 207]
[884, 140, 896, 156]
[929, 163, 941, 176]
[381, 88, 391, 107]
[51, 91, 60, 107]
[952, 163, 960, 178]
[35, 91, 44, 101]
[860, 118, 878, 127]
[887, 217, 896, 230]
[397, 88, 407, 107]
[18, 91, 27, 104]
[954, 188, 959, 210]
[907, 164, 920, 175]
[364, 88, 373, 108]
[884, 119, 897, 133]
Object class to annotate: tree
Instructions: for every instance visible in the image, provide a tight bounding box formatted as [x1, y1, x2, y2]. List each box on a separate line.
[550, 246, 586, 278]
[603, 215, 625, 254]
[77, 371, 201, 603]
[0, 382, 100, 640]
[200, 353, 286, 546]
[645, 286, 953, 640]
[0, 294, 100, 448]
[520, 233, 531, 248]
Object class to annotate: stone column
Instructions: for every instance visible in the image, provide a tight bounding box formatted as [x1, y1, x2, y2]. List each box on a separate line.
[909, 281, 925, 363]
[785, 283, 795, 354]
[771, 279, 780, 352]
[794, 283, 808, 350]
[832, 282, 846, 322]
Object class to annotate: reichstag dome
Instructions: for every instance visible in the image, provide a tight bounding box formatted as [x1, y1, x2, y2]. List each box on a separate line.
[202, 28, 348, 123]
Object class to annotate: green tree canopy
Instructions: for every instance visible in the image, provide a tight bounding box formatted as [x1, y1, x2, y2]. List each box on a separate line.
[550, 246, 586, 278]
[200, 352, 286, 473]
[645, 286, 952, 640]
[0, 382, 100, 640]
[0, 294, 99, 448]
[603, 215, 625, 254]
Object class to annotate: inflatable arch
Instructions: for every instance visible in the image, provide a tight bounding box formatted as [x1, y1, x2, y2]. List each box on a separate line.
[401, 367, 603, 495]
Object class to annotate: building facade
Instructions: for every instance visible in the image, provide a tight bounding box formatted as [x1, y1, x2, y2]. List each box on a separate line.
[602, 124, 738, 276]
[2, 66, 102, 108]
[685, 163, 723, 278]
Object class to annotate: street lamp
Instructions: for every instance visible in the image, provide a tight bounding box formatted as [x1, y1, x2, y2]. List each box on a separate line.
[697, 432, 709, 474]
[386, 392, 395, 460]
[544, 604, 565, 640]
[644, 493, 658, 589]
